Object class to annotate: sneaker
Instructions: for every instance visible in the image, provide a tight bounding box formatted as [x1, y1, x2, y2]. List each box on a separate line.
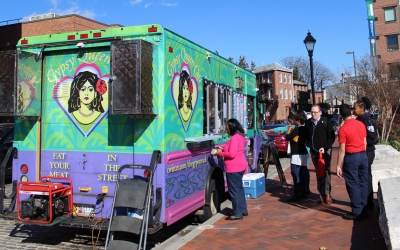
[342, 212, 368, 221]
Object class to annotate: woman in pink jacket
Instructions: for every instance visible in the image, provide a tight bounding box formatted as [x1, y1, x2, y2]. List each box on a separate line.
[213, 118, 248, 220]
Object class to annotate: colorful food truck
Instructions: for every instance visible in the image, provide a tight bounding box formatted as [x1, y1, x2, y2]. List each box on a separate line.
[0, 24, 261, 231]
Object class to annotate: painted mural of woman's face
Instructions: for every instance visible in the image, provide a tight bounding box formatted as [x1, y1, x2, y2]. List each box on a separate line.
[79, 81, 95, 105]
[182, 80, 189, 103]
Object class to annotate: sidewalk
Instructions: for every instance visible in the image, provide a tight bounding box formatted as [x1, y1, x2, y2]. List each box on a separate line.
[181, 142, 387, 250]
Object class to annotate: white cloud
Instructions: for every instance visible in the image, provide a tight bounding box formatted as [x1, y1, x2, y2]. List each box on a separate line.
[130, 0, 143, 5]
[161, 1, 177, 7]
[45, 0, 96, 19]
[129, 0, 177, 9]
[50, 0, 60, 8]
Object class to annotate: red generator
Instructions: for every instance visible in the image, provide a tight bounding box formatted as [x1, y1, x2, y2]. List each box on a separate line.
[17, 176, 73, 224]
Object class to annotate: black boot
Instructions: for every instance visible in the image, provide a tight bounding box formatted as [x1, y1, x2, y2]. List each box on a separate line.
[303, 179, 311, 195]
[300, 181, 308, 198]
[287, 182, 301, 202]
[367, 193, 374, 209]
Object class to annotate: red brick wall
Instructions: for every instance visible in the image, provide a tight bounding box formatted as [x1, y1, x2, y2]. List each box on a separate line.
[271, 71, 293, 120]
[0, 14, 120, 51]
[374, 0, 400, 63]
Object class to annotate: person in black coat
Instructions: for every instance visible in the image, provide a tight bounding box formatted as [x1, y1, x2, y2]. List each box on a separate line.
[305, 105, 336, 204]
[353, 97, 377, 209]
[285, 112, 310, 202]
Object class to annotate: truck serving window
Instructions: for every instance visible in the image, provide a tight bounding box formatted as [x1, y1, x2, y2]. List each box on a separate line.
[247, 95, 254, 130]
[203, 81, 233, 135]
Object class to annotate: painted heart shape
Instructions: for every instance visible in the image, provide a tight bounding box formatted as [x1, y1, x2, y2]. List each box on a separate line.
[171, 63, 198, 132]
[17, 79, 35, 114]
[53, 63, 109, 137]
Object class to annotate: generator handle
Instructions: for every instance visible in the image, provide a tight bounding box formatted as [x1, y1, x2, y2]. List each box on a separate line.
[40, 176, 73, 186]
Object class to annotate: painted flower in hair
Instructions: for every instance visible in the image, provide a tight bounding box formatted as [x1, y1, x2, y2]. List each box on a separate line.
[188, 80, 193, 94]
[96, 79, 107, 95]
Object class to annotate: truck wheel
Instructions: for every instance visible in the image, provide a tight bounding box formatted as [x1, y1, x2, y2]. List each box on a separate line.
[197, 179, 220, 223]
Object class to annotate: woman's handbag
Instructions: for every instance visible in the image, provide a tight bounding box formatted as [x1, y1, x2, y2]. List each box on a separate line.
[317, 153, 325, 177]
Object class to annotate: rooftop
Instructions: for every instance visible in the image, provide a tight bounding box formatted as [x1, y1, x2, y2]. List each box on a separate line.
[252, 62, 292, 74]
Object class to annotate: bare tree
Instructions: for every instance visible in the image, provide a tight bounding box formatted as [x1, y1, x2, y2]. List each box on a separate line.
[352, 54, 400, 143]
[281, 56, 336, 89]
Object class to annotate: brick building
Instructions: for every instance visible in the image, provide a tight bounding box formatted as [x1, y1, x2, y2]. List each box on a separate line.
[374, 0, 400, 75]
[253, 63, 294, 123]
[0, 14, 121, 51]
[292, 80, 310, 111]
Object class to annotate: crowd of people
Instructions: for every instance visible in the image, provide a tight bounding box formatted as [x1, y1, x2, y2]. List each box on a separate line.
[211, 96, 377, 221]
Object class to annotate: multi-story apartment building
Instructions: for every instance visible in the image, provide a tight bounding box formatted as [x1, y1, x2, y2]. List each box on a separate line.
[293, 80, 310, 111]
[253, 63, 294, 123]
[373, 0, 400, 76]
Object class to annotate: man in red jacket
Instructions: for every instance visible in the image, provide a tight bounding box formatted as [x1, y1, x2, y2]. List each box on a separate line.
[336, 105, 368, 220]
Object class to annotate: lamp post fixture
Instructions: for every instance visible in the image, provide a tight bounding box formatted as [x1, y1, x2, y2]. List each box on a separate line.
[304, 31, 316, 105]
[346, 51, 357, 80]
[346, 51, 358, 100]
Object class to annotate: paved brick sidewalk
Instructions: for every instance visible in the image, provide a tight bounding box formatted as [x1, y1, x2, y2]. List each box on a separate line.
[181, 142, 387, 250]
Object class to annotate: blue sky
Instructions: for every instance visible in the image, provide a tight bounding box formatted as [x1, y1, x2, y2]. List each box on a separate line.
[2, 0, 369, 81]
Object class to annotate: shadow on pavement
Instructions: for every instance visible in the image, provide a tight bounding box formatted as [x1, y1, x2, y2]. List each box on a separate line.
[265, 176, 386, 249]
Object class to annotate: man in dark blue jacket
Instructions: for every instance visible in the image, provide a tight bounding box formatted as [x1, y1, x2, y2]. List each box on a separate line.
[305, 105, 336, 204]
[353, 97, 377, 209]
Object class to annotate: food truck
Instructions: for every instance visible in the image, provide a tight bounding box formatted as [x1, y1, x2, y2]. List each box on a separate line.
[0, 24, 262, 233]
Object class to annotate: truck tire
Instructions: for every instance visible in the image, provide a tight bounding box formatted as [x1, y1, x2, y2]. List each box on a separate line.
[197, 179, 220, 223]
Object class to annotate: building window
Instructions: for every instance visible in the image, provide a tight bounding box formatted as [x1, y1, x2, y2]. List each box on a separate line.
[288, 75, 291, 84]
[285, 89, 288, 99]
[289, 89, 292, 100]
[387, 35, 399, 51]
[280, 88, 283, 99]
[389, 63, 400, 80]
[385, 7, 396, 22]
[268, 73, 272, 83]
[279, 73, 282, 83]
[284, 74, 287, 83]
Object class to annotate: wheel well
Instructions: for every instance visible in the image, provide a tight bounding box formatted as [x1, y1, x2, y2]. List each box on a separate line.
[204, 165, 224, 206]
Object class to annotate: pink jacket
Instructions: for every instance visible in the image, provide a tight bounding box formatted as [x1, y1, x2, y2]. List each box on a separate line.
[219, 134, 248, 173]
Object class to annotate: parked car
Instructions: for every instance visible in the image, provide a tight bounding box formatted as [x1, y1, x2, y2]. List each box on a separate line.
[262, 124, 289, 154]
[369, 111, 379, 120]
[0, 123, 14, 179]
[330, 114, 340, 125]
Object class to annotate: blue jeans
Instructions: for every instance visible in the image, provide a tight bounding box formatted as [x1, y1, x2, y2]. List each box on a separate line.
[226, 171, 247, 217]
[343, 152, 368, 214]
[291, 164, 310, 184]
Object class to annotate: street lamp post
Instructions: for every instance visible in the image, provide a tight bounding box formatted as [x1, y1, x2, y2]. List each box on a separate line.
[346, 51, 356, 80]
[346, 51, 358, 99]
[304, 31, 316, 105]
